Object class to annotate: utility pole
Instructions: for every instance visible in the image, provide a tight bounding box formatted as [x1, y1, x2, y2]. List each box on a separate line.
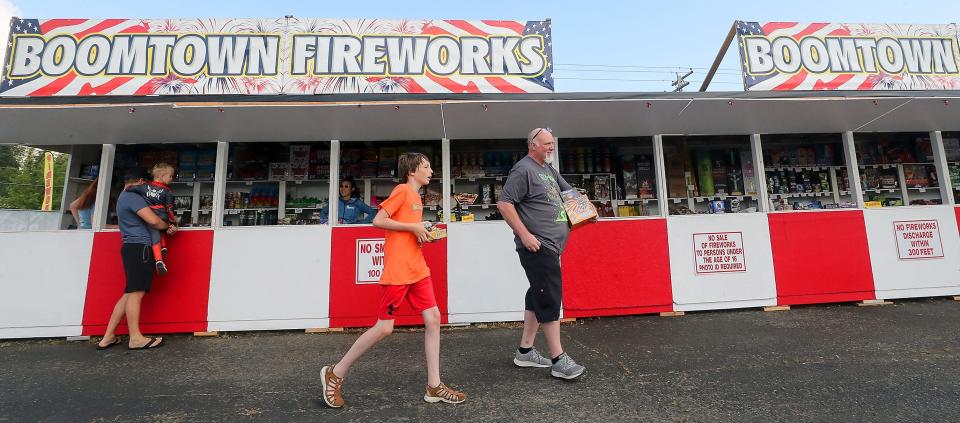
[672, 68, 693, 92]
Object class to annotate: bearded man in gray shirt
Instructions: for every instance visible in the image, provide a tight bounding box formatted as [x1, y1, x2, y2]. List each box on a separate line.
[496, 127, 586, 380]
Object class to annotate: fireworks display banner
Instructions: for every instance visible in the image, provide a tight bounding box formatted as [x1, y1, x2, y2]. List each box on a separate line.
[736, 22, 960, 91]
[1, 18, 554, 96]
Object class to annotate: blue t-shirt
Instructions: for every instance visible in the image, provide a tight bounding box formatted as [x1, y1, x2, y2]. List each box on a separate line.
[117, 191, 153, 245]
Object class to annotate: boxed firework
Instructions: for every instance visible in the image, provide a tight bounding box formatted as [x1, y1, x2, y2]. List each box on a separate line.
[309, 148, 330, 180]
[636, 155, 655, 199]
[174, 196, 192, 210]
[665, 147, 687, 197]
[268, 162, 290, 181]
[591, 175, 612, 202]
[903, 164, 930, 188]
[423, 188, 442, 207]
[289, 145, 310, 180]
[453, 192, 478, 206]
[560, 189, 598, 228]
[480, 184, 493, 204]
[621, 155, 639, 199]
[726, 150, 743, 196]
[711, 154, 727, 195]
[695, 150, 714, 196]
[879, 170, 898, 189]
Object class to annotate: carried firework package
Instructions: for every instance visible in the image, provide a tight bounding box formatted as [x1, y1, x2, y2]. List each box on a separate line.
[560, 189, 598, 228]
[423, 222, 446, 241]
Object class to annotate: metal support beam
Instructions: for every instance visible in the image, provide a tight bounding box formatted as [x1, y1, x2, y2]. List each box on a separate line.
[328, 140, 340, 225]
[930, 131, 955, 205]
[91, 144, 115, 231]
[841, 131, 865, 208]
[750, 134, 769, 212]
[441, 138, 451, 223]
[211, 141, 228, 228]
[652, 135, 669, 217]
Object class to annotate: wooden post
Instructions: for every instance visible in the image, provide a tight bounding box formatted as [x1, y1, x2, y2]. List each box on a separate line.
[763, 305, 790, 312]
[857, 299, 893, 307]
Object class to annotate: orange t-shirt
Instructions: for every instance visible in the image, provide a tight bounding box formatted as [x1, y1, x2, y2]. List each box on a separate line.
[378, 183, 430, 285]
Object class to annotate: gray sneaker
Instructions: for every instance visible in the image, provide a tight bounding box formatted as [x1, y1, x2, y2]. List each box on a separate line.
[550, 353, 585, 380]
[513, 347, 552, 368]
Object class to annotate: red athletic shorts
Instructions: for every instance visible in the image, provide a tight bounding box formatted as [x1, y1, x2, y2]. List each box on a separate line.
[377, 277, 437, 320]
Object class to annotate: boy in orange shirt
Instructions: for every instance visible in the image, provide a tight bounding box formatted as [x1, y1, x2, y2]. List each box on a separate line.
[321, 152, 466, 408]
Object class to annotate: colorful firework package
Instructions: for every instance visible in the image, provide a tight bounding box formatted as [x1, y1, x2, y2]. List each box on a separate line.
[560, 189, 598, 228]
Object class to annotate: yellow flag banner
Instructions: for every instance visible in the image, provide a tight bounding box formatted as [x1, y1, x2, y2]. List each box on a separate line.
[41, 152, 54, 211]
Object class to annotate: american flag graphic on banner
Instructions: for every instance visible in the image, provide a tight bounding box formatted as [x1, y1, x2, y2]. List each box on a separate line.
[1, 18, 554, 97]
[737, 21, 960, 91]
[2, 18, 157, 96]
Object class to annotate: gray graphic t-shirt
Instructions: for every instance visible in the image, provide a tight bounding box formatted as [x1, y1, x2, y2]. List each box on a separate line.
[499, 155, 573, 254]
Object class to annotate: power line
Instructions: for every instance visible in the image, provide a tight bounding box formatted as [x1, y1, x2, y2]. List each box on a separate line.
[554, 77, 742, 84]
[556, 63, 742, 71]
[554, 68, 742, 75]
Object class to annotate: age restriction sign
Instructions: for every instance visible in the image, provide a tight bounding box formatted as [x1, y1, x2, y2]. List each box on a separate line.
[356, 238, 385, 284]
[693, 232, 747, 274]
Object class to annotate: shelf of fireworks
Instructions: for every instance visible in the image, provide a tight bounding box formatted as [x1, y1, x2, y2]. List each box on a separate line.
[223, 142, 331, 226]
[108, 143, 217, 228]
[663, 136, 759, 215]
[559, 137, 658, 218]
[761, 134, 857, 211]
[447, 139, 527, 222]
[853, 133, 950, 208]
[339, 140, 443, 223]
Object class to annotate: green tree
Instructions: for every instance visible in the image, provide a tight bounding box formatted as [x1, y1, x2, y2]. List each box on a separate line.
[0, 146, 69, 210]
[0, 145, 24, 201]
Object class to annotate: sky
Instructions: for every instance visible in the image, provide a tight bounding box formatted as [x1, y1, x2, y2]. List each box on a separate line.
[2, 0, 959, 92]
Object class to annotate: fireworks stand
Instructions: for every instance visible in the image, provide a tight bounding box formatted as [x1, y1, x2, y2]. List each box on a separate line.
[2, 17, 960, 339]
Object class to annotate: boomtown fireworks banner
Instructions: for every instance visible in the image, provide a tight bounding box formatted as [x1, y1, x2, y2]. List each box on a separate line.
[1, 18, 553, 96]
[736, 22, 960, 91]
